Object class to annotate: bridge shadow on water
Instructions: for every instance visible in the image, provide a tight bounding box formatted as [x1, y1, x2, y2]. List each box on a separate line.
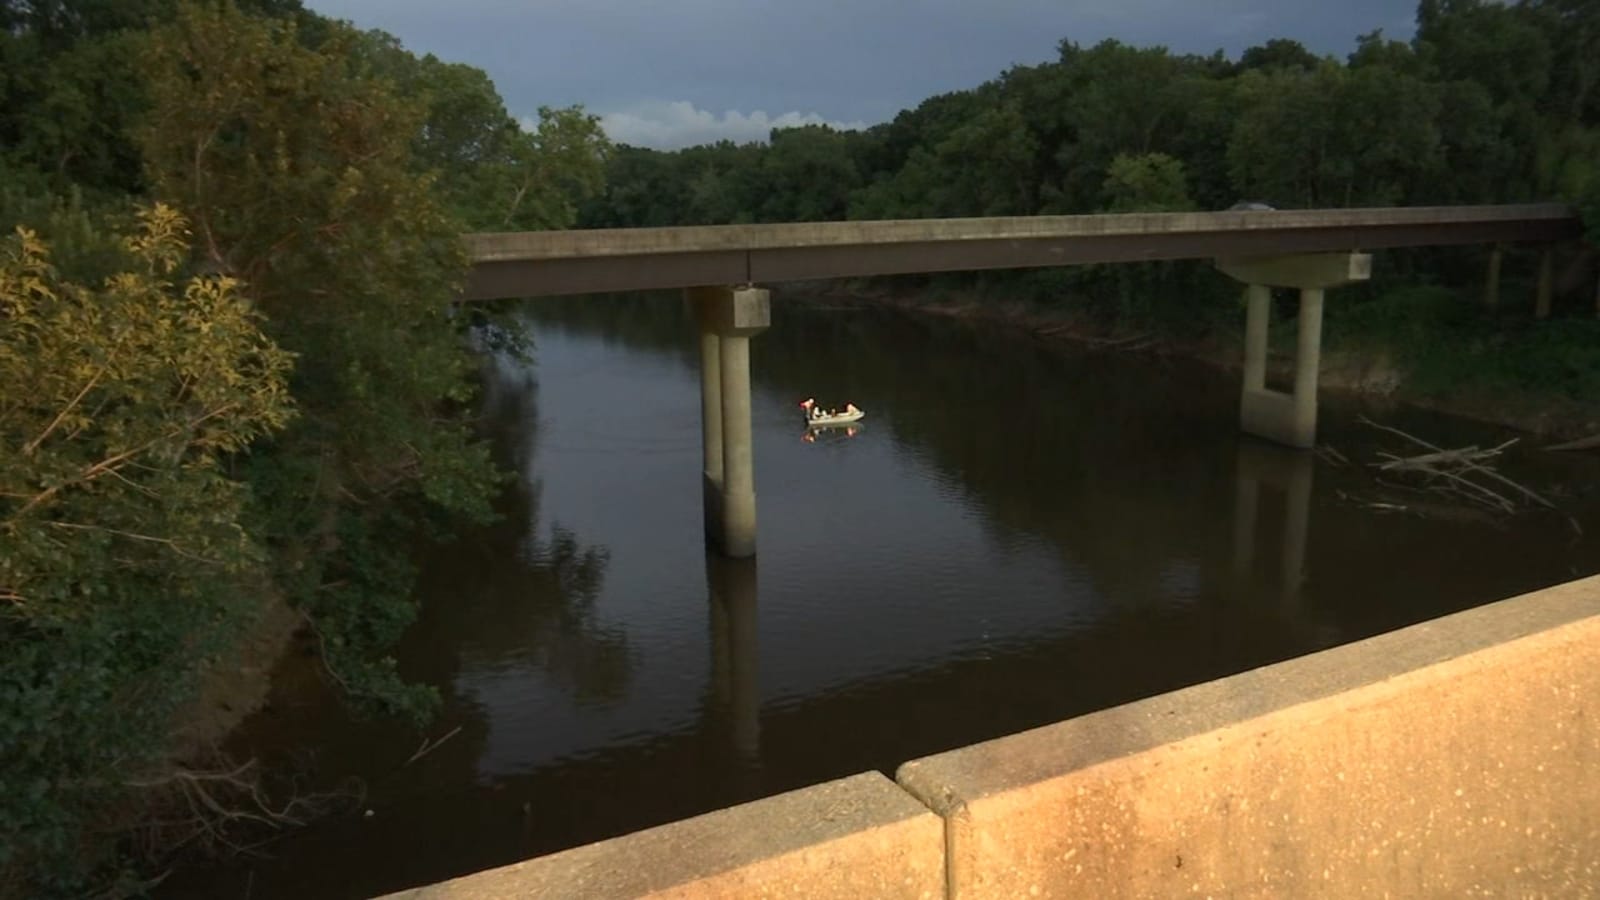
[164, 291, 1600, 899]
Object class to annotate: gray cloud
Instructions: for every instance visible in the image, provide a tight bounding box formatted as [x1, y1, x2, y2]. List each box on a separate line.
[308, 0, 1418, 145]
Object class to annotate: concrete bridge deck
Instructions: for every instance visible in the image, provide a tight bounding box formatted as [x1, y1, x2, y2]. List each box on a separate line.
[462, 203, 1580, 300]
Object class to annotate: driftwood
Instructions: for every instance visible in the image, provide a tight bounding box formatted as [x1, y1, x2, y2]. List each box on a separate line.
[125, 756, 361, 861]
[405, 725, 463, 766]
[1358, 416, 1556, 514]
[1546, 433, 1600, 452]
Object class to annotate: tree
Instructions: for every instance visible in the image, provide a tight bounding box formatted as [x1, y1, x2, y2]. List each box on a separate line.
[1415, 0, 1553, 109]
[1239, 38, 1320, 73]
[1, 203, 292, 894]
[350, 33, 611, 231]
[1049, 41, 1210, 212]
[580, 144, 689, 227]
[677, 140, 765, 224]
[1349, 29, 1428, 75]
[138, 0, 500, 712]
[760, 125, 863, 221]
[1227, 62, 1441, 207]
[488, 105, 610, 231]
[1102, 153, 1194, 212]
[932, 101, 1039, 216]
[0, 0, 313, 194]
[0, 204, 292, 617]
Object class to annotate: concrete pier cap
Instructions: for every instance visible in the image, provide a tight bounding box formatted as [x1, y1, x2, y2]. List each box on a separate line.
[690, 284, 771, 337]
[1215, 251, 1372, 290]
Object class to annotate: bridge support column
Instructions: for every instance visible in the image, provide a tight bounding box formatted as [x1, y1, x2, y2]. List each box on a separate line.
[1216, 252, 1371, 450]
[698, 328, 724, 543]
[689, 285, 770, 558]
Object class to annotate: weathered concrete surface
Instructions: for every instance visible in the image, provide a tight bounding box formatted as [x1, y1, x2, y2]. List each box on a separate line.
[462, 205, 1580, 299]
[1215, 251, 1371, 290]
[468, 206, 1574, 260]
[378, 771, 943, 899]
[688, 286, 769, 558]
[1220, 252, 1367, 449]
[897, 575, 1600, 899]
[1235, 286, 1327, 449]
[689, 283, 771, 336]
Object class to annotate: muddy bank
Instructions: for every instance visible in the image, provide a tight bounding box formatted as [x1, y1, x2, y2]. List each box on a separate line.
[169, 592, 304, 762]
[781, 282, 1599, 444]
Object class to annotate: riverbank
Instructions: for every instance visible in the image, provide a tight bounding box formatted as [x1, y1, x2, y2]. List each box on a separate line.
[170, 592, 304, 761]
[782, 281, 1600, 444]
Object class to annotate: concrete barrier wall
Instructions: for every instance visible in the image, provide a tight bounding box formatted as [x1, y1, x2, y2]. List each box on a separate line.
[897, 574, 1600, 898]
[381, 575, 1600, 899]
[377, 771, 944, 899]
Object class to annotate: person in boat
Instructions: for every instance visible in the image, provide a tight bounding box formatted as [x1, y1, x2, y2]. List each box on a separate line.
[845, 402, 859, 415]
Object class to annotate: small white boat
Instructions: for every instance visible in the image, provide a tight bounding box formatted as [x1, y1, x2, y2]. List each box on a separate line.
[808, 409, 864, 427]
[798, 397, 865, 428]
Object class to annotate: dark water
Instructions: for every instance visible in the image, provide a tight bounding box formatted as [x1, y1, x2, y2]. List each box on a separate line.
[167, 294, 1600, 899]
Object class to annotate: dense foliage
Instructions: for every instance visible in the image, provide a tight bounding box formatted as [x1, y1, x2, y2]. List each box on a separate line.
[1, 1, 607, 895]
[137, 2, 508, 714]
[0, 205, 293, 894]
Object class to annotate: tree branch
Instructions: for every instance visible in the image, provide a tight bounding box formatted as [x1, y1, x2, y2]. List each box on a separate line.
[43, 521, 224, 565]
[24, 366, 105, 455]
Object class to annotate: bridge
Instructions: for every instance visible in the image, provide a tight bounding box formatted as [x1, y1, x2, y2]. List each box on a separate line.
[462, 203, 1583, 558]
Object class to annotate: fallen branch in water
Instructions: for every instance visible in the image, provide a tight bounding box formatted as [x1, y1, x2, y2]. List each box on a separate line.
[1315, 445, 1351, 467]
[1358, 417, 1555, 514]
[124, 756, 360, 860]
[404, 725, 463, 766]
[1546, 433, 1600, 452]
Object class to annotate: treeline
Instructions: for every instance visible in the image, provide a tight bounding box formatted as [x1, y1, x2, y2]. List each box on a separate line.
[583, 2, 1600, 229]
[0, 2, 607, 895]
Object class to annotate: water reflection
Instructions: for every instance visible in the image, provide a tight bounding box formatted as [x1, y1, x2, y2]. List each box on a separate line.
[706, 554, 760, 766]
[1232, 438, 1314, 614]
[437, 357, 626, 724]
[800, 422, 862, 443]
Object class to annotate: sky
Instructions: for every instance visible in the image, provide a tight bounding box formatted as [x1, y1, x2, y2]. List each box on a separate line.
[304, 0, 1421, 150]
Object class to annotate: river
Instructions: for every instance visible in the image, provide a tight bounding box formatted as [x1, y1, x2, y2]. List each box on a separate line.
[165, 293, 1600, 898]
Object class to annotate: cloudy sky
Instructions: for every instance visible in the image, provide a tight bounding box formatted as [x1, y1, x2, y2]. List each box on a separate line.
[304, 0, 1420, 149]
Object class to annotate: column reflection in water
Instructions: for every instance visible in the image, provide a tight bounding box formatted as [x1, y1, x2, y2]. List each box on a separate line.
[1232, 439, 1314, 613]
[706, 553, 760, 766]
